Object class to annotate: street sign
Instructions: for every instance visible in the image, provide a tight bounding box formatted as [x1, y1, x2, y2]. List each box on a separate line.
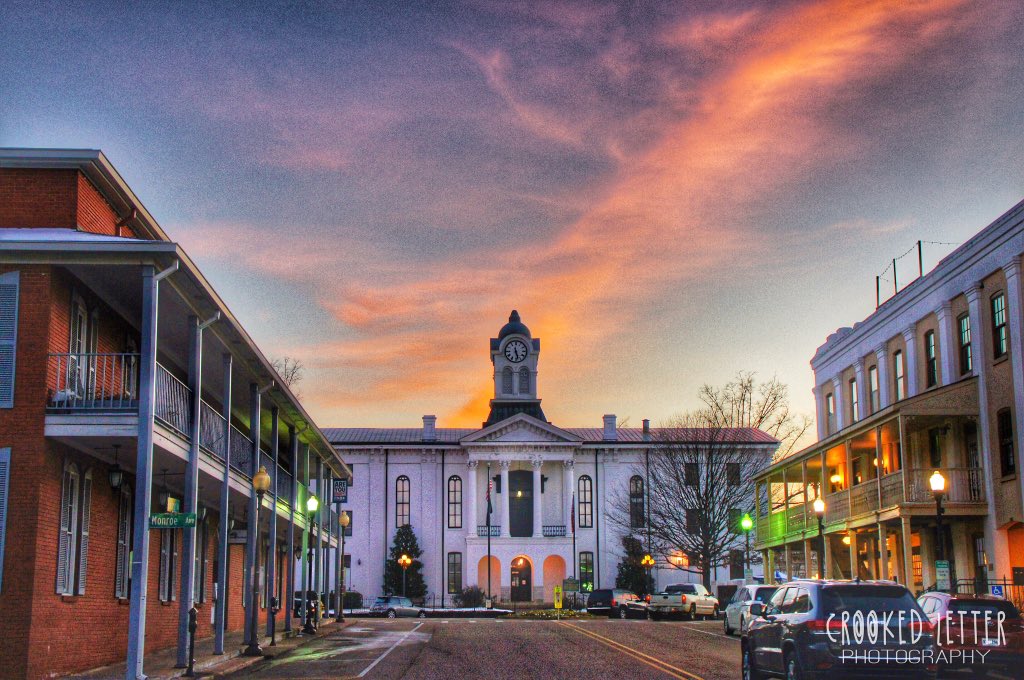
[990, 584, 1005, 598]
[936, 560, 951, 591]
[150, 512, 196, 529]
[562, 577, 578, 593]
[332, 478, 348, 504]
[553, 585, 563, 609]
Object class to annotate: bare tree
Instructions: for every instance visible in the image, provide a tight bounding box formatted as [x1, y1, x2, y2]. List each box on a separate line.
[271, 356, 304, 397]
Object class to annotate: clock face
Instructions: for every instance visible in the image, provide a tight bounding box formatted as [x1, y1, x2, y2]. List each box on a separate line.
[504, 339, 528, 363]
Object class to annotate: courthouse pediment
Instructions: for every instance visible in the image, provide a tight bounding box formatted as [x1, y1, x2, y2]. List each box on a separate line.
[460, 413, 582, 444]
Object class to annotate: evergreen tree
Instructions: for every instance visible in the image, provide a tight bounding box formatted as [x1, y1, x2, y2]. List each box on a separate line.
[615, 535, 653, 596]
[383, 524, 427, 599]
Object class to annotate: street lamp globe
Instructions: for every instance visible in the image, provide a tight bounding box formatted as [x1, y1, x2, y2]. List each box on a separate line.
[306, 494, 319, 514]
[740, 514, 753, 532]
[339, 510, 350, 528]
[929, 470, 947, 496]
[252, 466, 272, 495]
[813, 497, 825, 516]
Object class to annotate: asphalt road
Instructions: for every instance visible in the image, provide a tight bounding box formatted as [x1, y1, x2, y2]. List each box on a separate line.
[229, 616, 742, 680]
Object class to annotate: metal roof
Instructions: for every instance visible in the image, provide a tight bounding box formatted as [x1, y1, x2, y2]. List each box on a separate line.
[325, 426, 778, 446]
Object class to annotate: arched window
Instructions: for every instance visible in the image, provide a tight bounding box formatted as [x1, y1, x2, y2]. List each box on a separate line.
[448, 475, 463, 529]
[502, 367, 513, 395]
[395, 475, 411, 527]
[56, 462, 92, 595]
[578, 475, 593, 528]
[518, 367, 530, 394]
[629, 475, 645, 529]
[115, 483, 132, 599]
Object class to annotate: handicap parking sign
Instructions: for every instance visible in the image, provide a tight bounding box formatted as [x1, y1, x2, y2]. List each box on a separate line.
[990, 585, 1005, 598]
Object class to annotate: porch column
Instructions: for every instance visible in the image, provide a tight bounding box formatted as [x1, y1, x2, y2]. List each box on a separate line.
[126, 262, 178, 680]
[854, 359, 866, 423]
[1003, 258, 1024, 517]
[764, 549, 774, 583]
[465, 461, 478, 537]
[878, 524, 890, 580]
[285, 426, 297, 633]
[244, 383, 261, 646]
[532, 459, 543, 537]
[803, 539, 812, 579]
[902, 325, 919, 398]
[848, 531, 859, 580]
[830, 376, 845, 432]
[214, 353, 232, 654]
[814, 384, 827, 441]
[265, 407, 279, 639]
[874, 343, 890, 409]
[500, 461, 511, 538]
[299, 444, 309, 625]
[563, 460, 574, 529]
[784, 542, 792, 582]
[936, 302, 957, 386]
[901, 517, 915, 591]
[967, 283, 1009, 577]
[823, 532, 833, 579]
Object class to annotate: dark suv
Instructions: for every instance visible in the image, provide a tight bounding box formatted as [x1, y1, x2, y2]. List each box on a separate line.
[742, 580, 936, 679]
[586, 588, 647, 618]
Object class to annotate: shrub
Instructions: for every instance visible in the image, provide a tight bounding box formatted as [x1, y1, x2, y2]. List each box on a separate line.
[342, 591, 363, 609]
[454, 585, 486, 608]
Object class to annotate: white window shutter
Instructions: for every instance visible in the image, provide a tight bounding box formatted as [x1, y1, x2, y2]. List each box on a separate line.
[115, 487, 129, 598]
[76, 471, 92, 594]
[56, 469, 72, 594]
[0, 448, 10, 591]
[0, 272, 20, 408]
[171, 531, 178, 601]
[159, 531, 170, 601]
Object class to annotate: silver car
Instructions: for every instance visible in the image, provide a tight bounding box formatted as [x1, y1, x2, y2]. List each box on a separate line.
[371, 595, 426, 619]
[723, 584, 777, 635]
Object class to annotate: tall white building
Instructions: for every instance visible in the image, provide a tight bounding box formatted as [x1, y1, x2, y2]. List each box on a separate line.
[327, 311, 778, 602]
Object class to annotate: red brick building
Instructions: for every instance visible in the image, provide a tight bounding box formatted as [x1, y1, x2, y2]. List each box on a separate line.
[0, 149, 349, 679]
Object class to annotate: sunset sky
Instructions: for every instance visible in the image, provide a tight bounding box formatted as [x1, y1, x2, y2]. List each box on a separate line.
[3, 1, 1023, 430]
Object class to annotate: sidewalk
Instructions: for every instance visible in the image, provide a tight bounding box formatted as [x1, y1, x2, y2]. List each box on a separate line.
[71, 618, 353, 679]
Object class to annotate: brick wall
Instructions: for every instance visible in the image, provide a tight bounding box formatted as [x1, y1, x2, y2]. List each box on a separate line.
[0, 168, 137, 237]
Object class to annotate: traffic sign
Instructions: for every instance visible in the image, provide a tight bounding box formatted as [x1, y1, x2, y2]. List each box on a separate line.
[553, 585, 563, 609]
[150, 512, 196, 529]
[332, 478, 348, 504]
[562, 577, 579, 593]
[936, 560, 951, 591]
[991, 584, 1005, 598]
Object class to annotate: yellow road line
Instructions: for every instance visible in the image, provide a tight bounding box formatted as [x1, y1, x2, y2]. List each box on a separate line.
[560, 622, 705, 680]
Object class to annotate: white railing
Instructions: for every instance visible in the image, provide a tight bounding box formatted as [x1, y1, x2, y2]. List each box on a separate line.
[47, 353, 139, 409]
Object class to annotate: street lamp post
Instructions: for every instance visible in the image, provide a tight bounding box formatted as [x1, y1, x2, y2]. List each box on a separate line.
[930, 470, 947, 566]
[398, 554, 412, 597]
[740, 513, 754, 581]
[812, 498, 826, 579]
[244, 466, 272, 657]
[337, 511, 350, 622]
[302, 494, 320, 634]
[640, 553, 656, 596]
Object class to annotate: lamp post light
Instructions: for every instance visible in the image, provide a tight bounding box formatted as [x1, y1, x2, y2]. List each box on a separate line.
[398, 554, 412, 597]
[302, 494, 320, 635]
[740, 513, 754, 581]
[640, 553, 656, 596]
[812, 498, 826, 579]
[336, 511, 350, 622]
[244, 466, 272, 657]
[930, 470, 947, 564]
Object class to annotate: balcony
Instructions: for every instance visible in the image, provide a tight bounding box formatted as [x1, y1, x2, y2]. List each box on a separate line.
[477, 525, 500, 537]
[542, 525, 567, 537]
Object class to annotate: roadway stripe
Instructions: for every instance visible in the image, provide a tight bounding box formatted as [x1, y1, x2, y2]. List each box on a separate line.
[560, 622, 704, 680]
[356, 621, 424, 678]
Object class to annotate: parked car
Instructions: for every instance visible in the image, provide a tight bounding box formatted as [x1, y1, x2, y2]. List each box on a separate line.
[647, 583, 719, 620]
[724, 584, 777, 635]
[371, 595, 426, 619]
[918, 591, 1024, 676]
[743, 580, 936, 679]
[586, 589, 647, 618]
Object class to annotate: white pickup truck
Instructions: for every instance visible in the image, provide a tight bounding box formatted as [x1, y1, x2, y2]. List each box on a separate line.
[647, 583, 719, 620]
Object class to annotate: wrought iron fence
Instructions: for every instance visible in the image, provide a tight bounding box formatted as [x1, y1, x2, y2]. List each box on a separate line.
[155, 363, 191, 435]
[47, 352, 139, 409]
[542, 525, 566, 537]
[230, 425, 253, 476]
[477, 525, 500, 537]
[198, 399, 227, 459]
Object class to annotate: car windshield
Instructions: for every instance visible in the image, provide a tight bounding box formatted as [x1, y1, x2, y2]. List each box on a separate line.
[949, 600, 1020, 618]
[821, 585, 921, 616]
[754, 588, 777, 603]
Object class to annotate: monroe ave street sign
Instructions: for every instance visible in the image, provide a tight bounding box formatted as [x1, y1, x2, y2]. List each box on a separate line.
[149, 512, 197, 529]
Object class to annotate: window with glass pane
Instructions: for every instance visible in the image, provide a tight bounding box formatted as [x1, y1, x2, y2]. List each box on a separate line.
[395, 476, 411, 527]
[578, 476, 593, 528]
[579, 552, 594, 591]
[342, 511, 353, 537]
[894, 350, 905, 400]
[448, 475, 462, 529]
[686, 509, 699, 534]
[825, 393, 836, 433]
[629, 476, 644, 528]
[447, 552, 462, 594]
[924, 331, 937, 387]
[998, 409, 1015, 476]
[849, 378, 859, 421]
[992, 293, 1007, 358]
[958, 314, 972, 374]
[685, 462, 699, 486]
[727, 462, 741, 487]
[868, 365, 879, 413]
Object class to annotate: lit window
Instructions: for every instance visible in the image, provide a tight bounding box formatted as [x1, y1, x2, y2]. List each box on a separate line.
[893, 350, 905, 401]
[577, 476, 593, 528]
[868, 365, 879, 413]
[579, 552, 594, 591]
[849, 378, 859, 422]
[924, 331, 937, 388]
[825, 393, 836, 433]
[992, 293, 1007, 358]
[447, 475, 462, 529]
[958, 314, 972, 374]
[395, 475, 411, 527]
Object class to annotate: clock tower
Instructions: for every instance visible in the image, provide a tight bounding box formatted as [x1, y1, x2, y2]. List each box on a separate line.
[484, 310, 546, 426]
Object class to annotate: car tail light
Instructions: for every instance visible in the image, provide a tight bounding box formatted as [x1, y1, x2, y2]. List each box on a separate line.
[611, 598, 617, 607]
[645, 595, 651, 603]
[806, 619, 845, 634]
[680, 595, 687, 603]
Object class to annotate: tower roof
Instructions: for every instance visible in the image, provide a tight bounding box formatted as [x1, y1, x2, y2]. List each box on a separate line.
[497, 309, 531, 340]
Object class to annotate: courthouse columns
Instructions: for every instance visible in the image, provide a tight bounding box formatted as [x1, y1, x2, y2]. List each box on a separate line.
[465, 461, 478, 537]
[532, 459, 543, 537]
[500, 461, 511, 538]
[563, 460, 574, 528]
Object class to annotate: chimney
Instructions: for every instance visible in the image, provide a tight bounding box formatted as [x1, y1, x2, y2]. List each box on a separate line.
[603, 414, 617, 441]
[642, 419, 651, 442]
[422, 415, 437, 442]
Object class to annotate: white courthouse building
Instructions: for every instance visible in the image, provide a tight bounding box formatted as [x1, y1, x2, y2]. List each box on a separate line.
[326, 311, 778, 603]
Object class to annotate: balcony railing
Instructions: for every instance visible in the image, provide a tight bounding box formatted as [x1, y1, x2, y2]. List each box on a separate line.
[542, 525, 567, 537]
[155, 363, 191, 435]
[907, 468, 985, 504]
[47, 353, 139, 409]
[199, 399, 227, 459]
[477, 525, 500, 537]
